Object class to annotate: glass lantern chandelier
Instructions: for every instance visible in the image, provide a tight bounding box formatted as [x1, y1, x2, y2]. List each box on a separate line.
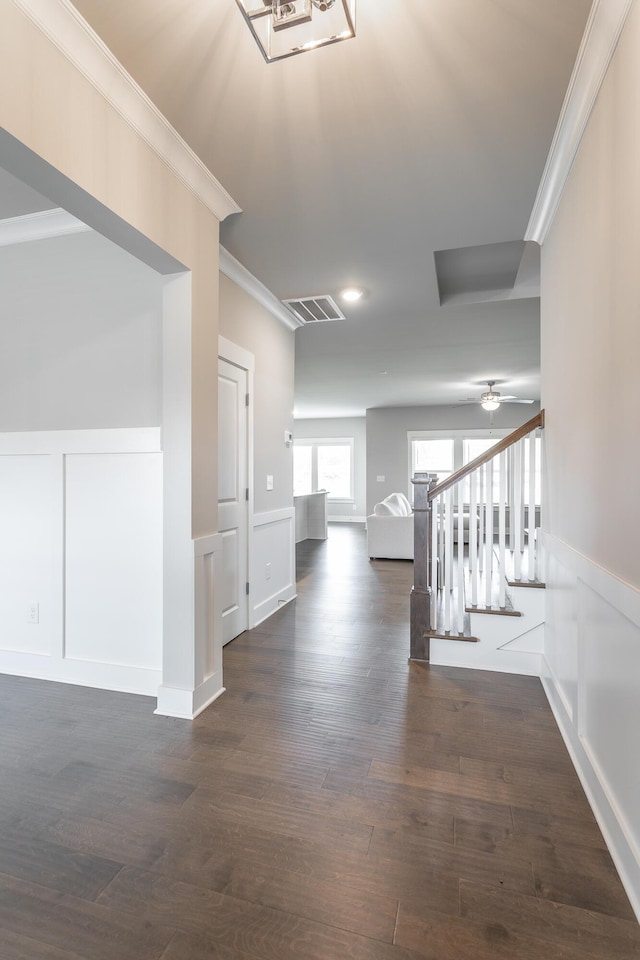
[234, 0, 356, 62]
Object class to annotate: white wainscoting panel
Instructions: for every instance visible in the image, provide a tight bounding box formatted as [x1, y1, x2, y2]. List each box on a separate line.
[65, 451, 163, 670]
[0, 453, 57, 655]
[542, 532, 640, 922]
[0, 429, 163, 696]
[251, 508, 296, 627]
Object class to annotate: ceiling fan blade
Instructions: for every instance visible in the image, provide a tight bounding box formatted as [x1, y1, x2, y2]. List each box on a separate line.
[500, 398, 535, 404]
[457, 399, 481, 404]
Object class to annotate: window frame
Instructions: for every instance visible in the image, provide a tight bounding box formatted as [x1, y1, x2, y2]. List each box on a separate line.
[294, 437, 355, 502]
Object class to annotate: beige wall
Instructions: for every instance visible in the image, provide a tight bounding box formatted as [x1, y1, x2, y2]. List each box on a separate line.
[0, 0, 221, 538]
[541, 3, 640, 589]
[219, 274, 295, 514]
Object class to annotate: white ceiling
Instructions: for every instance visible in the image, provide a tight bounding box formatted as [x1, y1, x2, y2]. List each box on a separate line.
[16, 1, 594, 417]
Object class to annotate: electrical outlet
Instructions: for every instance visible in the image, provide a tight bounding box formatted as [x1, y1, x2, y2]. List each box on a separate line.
[27, 603, 39, 624]
[377, 475, 385, 482]
[265, 562, 272, 580]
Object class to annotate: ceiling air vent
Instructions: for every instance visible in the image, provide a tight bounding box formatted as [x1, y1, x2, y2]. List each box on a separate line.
[282, 295, 346, 325]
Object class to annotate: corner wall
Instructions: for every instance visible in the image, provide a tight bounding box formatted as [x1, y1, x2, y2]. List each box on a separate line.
[541, 2, 640, 919]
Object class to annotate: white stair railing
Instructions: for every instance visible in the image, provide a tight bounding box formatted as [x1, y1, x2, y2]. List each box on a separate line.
[410, 412, 544, 660]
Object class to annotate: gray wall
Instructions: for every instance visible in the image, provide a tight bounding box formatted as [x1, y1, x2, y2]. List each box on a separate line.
[366, 402, 540, 514]
[219, 273, 295, 515]
[0, 231, 163, 431]
[293, 417, 366, 520]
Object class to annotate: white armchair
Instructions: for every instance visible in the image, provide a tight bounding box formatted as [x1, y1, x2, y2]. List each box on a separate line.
[366, 492, 414, 560]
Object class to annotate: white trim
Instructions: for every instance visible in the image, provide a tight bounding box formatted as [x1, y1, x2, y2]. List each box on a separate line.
[218, 336, 256, 372]
[251, 507, 296, 628]
[0, 427, 161, 456]
[328, 515, 366, 523]
[193, 533, 222, 558]
[10, 0, 240, 222]
[253, 507, 296, 527]
[542, 532, 640, 629]
[0, 651, 161, 698]
[219, 245, 302, 332]
[155, 679, 226, 721]
[525, 0, 634, 243]
[542, 668, 640, 923]
[0, 208, 91, 246]
[542, 532, 640, 922]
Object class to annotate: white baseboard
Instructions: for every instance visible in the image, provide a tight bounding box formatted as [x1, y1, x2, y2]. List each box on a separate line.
[155, 672, 225, 720]
[327, 516, 366, 524]
[253, 584, 297, 627]
[0, 651, 160, 697]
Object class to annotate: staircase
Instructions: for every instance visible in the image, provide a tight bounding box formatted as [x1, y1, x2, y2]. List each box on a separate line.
[410, 411, 545, 676]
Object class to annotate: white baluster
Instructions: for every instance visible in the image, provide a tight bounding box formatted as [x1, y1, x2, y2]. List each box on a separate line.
[431, 494, 439, 625]
[470, 469, 478, 607]
[498, 450, 506, 608]
[508, 445, 515, 553]
[528, 432, 536, 580]
[457, 481, 465, 634]
[438, 493, 445, 589]
[513, 438, 523, 581]
[444, 488, 452, 632]
[478, 463, 485, 573]
[536, 433, 544, 582]
[485, 460, 493, 608]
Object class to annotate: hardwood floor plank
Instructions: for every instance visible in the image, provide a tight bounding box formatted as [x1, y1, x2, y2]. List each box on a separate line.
[0, 874, 173, 960]
[394, 902, 596, 960]
[0, 834, 121, 900]
[460, 879, 640, 959]
[97, 866, 422, 960]
[0, 928, 86, 960]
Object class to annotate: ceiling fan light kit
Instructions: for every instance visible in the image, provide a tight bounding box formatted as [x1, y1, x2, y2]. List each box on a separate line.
[459, 381, 535, 410]
[234, 0, 356, 62]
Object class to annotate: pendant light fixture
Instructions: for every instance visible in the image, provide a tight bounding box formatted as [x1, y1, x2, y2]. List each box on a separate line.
[234, 0, 356, 62]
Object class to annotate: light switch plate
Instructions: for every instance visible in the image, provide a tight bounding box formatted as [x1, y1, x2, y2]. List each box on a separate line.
[266, 474, 274, 491]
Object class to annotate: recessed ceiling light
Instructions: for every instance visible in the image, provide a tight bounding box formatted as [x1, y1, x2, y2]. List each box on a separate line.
[340, 287, 364, 302]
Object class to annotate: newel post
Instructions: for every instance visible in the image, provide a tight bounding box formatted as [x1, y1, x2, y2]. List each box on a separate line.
[410, 472, 438, 661]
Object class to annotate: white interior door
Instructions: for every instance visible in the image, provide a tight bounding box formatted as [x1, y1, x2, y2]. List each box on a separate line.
[218, 358, 248, 645]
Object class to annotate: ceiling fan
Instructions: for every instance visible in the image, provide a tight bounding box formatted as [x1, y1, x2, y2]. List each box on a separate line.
[459, 381, 535, 411]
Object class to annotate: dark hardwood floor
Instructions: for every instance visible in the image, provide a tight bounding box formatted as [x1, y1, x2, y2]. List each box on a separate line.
[0, 522, 638, 958]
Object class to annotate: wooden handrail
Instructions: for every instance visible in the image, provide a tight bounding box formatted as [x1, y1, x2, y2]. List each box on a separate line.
[428, 410, 545, 501]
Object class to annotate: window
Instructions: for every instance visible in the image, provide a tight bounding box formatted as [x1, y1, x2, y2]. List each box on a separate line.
[294, 438, 354, 500]
[408, 430, 541, 506]
[408, 430, 508, 504]
[410, 437, 454, 481]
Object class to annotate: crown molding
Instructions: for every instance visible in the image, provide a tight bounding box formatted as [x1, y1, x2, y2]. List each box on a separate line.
[9, 0, 241, 223]
[0, 207, 91, 246]
[219, 245, 302, 332]
[525, 0, 634, 244]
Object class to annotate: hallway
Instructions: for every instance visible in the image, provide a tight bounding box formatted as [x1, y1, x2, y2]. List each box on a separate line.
[0, 523, 637, 958]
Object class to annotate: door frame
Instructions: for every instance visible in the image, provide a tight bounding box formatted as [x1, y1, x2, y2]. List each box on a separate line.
[218, 335, 255, 630]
